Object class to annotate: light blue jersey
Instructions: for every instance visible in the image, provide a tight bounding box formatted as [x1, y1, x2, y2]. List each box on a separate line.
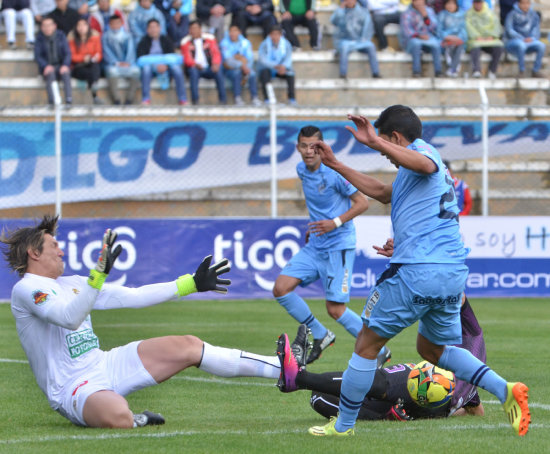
[297, 161, 358, 251]
[390, 139, 469, 264]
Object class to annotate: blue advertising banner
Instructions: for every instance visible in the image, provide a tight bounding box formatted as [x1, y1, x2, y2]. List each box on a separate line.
[1, 120, 549, 208]
[1, 217, 549, 301]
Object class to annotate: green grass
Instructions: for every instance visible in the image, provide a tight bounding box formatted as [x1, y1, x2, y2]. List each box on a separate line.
[0, 298, 549, 453]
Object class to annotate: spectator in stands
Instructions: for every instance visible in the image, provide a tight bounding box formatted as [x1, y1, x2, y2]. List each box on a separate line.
[68, 18, 104, 104]
[399, 0, 443, 77]
[231, 0, 276, 39]
[30, 0, 56, 23]
[195, 0, 231, 42]
[437, 0, 467, 77]
[1, 0, 35, 50]
[90, 0, 127, 34]
[465, 0, 503, 78]
[504, 0, 545, 78]
[102, 14, 140, 104]
[443, 160, 472, 215]
[279, 0, 319, 50]
[427, 0, 445, 13]
[68, 0, 89, 17]
[331, 0, 380, 80]
[498, 0, 515, 23]
[181, 20, 227, 105]
[167, 0, 192, 43]
[458, 0, 492, 10]
[129, 0, 166, 45]
[257, 24, 296, 105]
[220, 24, 262, 105]
[367, 0, 401, 52]
[50, 0, 81, 35]
[137, 18, 187, 105]
[34, 16, 73, 105]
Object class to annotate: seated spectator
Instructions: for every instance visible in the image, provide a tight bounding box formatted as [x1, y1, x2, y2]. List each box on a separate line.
[167, 0, 192, 43]
[69, 0, 88, 17]
[367, 0, 401, 52]
[331, 0, 380, 79]
[498, 0, 515, 23]
[102, 14, 140, 104]
[34, 16, 72, 105]
[426, 0, 444, 13]
[137, 18, 187, 105]
[465, 0, 503, 78]
[1, 0, 35, 50]
[129, 0, 166, 45]
[195, 0, 231, 42]
[279, 0, 319, 50]
[181, 20, 226, 104]
[504, 0, 545, 77]
[437, 0, 467, 76]
[458, 0, 491, 10]
[30, 0, 56, 23]
[220, 24, 261, 105]
[257, 24, 296, 105]
[231, 0, 276, 39]
[50, 0, 81, 35]
[68, 18, 104, 104]
[90, 0, 127, 34]
[399, 0, 442, 77]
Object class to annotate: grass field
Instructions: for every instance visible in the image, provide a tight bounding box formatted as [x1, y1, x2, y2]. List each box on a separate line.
[0, 297, 548, 453]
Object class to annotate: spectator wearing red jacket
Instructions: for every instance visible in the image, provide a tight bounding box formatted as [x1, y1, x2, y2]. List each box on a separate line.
[68, 18, 105, 104]
[181, 20, 226, 104]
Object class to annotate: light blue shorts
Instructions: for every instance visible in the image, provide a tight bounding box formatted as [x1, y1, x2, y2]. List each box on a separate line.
[361, 263, 469, 345]
[280, 245, 355, 303]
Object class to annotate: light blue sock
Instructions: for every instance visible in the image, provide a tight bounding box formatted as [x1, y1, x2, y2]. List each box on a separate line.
[439, 345, 507, 403]
[336, 307, 363, 337]
[276, 292, 326, 339]
[335, 353, 377, 432]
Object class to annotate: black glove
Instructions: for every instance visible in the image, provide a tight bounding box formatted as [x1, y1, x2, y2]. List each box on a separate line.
[193, 255, 231, 294]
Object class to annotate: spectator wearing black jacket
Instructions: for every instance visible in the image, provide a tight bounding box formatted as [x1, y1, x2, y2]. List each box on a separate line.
[196, 0, 231, 42]
[279, 0, 319, 50]
[34, 16, 73, 104]
[49, 0, 81, 35]
[231, 0, 276, 38]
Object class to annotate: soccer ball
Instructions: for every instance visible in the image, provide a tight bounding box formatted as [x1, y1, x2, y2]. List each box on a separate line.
[407, 361, 455, 408]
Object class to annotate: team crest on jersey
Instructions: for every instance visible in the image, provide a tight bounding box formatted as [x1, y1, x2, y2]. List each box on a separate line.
[72, 288, 80, 294]
[32, 290, 49, 305]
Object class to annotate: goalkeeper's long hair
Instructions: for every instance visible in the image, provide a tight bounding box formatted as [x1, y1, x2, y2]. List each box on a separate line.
[0, 215, 59, 277]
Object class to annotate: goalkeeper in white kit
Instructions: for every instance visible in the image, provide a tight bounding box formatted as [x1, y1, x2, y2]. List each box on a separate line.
[1, 215, 287, 428]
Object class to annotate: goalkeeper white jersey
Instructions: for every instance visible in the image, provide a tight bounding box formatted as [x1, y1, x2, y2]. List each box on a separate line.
[11, 272, 177, 410]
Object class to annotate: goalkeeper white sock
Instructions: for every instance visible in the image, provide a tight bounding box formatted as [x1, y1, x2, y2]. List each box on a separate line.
[199, 343, 280, 379]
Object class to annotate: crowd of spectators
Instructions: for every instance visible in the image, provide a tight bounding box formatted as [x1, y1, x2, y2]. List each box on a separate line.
[0, 0, 547, 105]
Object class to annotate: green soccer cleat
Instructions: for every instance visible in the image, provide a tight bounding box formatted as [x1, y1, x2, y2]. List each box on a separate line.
[308, 416, 355, 437]
[503, 382, 530, 436]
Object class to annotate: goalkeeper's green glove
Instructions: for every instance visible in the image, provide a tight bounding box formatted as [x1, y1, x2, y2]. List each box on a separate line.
[176, 255, 231, 296]
[88, 229, 123, 290]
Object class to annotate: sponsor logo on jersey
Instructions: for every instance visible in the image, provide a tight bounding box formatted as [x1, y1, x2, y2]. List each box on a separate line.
[412, 293, 461, 306]
[364, 290, 380, 317]
[32, 290, 49, 305]
[342, 269, 349, 293]
[66, 329, 99, 358]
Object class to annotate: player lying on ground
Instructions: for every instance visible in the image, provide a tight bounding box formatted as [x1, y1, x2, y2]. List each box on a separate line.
[1, 215, 301, 429]
[307, 106, 530, 437]
[277, 295, 485, 421]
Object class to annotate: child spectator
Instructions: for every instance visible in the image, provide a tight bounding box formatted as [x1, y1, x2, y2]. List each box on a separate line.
[437, 0, 467, 76]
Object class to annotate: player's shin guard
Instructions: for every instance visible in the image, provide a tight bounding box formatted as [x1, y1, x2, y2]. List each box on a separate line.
[438, 345, 507, 403]
[335, 353, 377, 432]
[276, 292, 326, 339]
[335, 307, 363, 337]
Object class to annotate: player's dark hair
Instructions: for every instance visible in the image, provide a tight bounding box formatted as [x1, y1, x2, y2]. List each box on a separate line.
[374, 105, 422, 142]
[298, 125, 323, 141]
[0, 215, 59, 277]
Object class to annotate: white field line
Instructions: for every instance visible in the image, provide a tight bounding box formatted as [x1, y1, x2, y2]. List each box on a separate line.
[1, 423, 548, 445]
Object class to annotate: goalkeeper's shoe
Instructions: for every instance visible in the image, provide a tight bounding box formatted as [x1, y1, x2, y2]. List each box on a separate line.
[306, 329, 335, 364]
[290, 324, 310, 368]
[376, 346, 392, 369]
[308, 416, 354, 437]
[502, 382, 530, 436]
[385, 398, 412, 421]
[133, 410, 166, 427]
[277, 333, 300, 392]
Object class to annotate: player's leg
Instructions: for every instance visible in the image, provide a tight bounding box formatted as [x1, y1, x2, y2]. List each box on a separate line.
[83, 390, 134, 428]
[273, 248, 328, 340]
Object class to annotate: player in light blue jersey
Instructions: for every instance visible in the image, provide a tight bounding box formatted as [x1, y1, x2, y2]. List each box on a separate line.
[272, 125, 372, 365]
[307, 106, 530, 437]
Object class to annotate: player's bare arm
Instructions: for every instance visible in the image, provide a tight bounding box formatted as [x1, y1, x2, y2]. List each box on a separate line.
[311, 140, 392, 204]
[346, 114, 437, 175]
[307, 191, 368, 236]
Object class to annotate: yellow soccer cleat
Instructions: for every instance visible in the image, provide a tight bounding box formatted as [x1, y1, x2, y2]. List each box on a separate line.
[308, 416, 355, 437]
[503, 382, 531, 436]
